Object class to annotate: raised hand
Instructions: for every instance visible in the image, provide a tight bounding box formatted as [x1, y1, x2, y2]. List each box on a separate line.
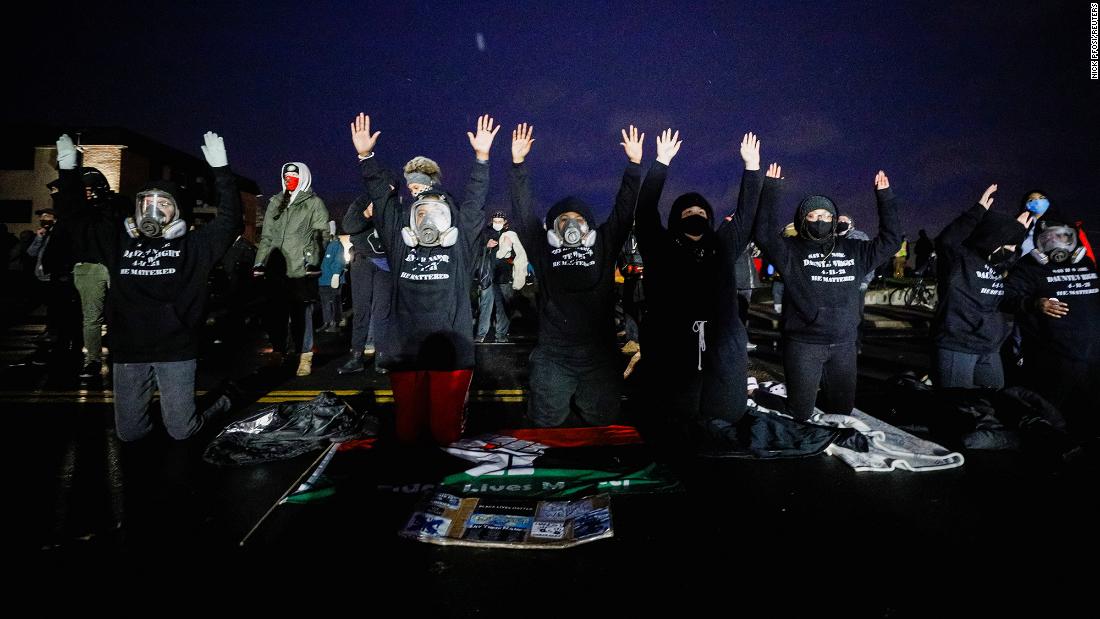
[468, 114, 501, 160]
[620, 125, 644, 164]
[740, 132, 761, 171]
[350, 113, 381, 157]
[1039, 297, 1069, 318]
[512, 123, 535, 164]
[1015, 210, 1034, 229]
[766, 163, 783, 179]
[978, 183, 998, 209]
[655, 128, 682, 166]
[201, 131, 228, 168]
[56, 134, 78, 170]
[875, 170, 890, 190]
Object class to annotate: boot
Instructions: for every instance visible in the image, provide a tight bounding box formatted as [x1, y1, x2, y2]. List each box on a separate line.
[337, 350, 365, 375]
[296, 352, 314, 377]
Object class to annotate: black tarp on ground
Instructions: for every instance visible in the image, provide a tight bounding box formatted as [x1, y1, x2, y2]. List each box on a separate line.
[203, 392, 378, 466]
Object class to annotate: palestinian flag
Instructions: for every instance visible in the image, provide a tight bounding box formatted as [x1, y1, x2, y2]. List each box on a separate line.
[439, 426, 681, 498]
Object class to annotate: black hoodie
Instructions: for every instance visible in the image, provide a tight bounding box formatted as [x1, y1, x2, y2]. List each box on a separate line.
[753, 178, 901, 345]
[109, 171, 241, 362]
[509, 161, 641, 348]
[635, 161, 762, 372]
[49, 169, 130, 270]
[1002, 226, 1100, 362]
[359, 155, 488, 370]
[933, 203, 1027, 353]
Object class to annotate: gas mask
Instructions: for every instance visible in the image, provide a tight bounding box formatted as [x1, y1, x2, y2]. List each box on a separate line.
[401, 193, 457, 248]
[126, 189, 186, 240]
[547, 214, 596, 248]
[1031, 224, 1085, 265]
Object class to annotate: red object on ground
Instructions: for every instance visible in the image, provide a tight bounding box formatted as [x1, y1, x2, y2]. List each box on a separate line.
[506, 425, 643, 448]
[390, 369, 474, 445]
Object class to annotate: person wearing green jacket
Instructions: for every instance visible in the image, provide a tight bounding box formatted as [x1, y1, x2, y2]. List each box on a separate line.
[253, 162, 329, 376]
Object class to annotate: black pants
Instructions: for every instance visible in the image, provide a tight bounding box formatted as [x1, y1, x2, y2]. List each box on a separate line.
[349, 255, 392, 352]
[640, 322, 748, 449]
[45, 277, 82, 352]
[1028, 350, 1100, 439]
[783, 339, 858, 419]
[527, 344, 621, 427]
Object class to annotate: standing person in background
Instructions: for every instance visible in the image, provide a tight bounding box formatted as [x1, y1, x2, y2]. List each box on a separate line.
[734, 242, 761, 350]
[47, 158, 130, 382]
[339, 194, 393, 375]
[253, 162, 329, 377]
[318, 221, 346, 333]
[894, 234, 909, 277]
[475, 210, 527, 343]
[26, 208, 81, 364]
[914, 229, 934, 274]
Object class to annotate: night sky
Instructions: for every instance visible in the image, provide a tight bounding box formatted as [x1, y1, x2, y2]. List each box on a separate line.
[10, 0, 1099, 236]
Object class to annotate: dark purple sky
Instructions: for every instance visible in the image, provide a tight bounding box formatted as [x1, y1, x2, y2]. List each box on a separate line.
[11, 0, 1099, 235]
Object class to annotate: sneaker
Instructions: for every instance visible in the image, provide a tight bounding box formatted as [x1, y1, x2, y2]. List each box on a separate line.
[474, 336, 486, 343]
[79, 360, 102, 379]
[375, 365, 389, 375]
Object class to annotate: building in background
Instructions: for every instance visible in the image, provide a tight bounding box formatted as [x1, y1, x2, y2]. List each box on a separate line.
[0, 125, 262, 241]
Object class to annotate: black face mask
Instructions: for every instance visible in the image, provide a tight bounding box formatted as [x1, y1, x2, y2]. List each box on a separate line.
[680, 214, 710, 237]
[803, 220, 833, 241]
[835, 221, 850, 236]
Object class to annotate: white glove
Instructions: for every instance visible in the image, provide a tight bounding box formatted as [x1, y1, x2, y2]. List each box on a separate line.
[200, 131, 228, 168]
[330, 274, 340, 289]
[56, 134, 78, 170]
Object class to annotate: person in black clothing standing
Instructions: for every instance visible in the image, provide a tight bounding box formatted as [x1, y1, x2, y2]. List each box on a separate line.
[509, 123, 643, 427]
[753, 164, 901, 419]
[46, 159, 130, 381]
[1002, 217, 1100, 438]
[914, 229, 934, 274]
[635, 129, 764, 444]
[932, 183, 1030, 389]
[338, 195, 394, 374]
[474, 210, 527, 343]
[53, 132, 241, 441]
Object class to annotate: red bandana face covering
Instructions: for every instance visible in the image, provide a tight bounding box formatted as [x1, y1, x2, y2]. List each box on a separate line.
[285, 175, 300, 191]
